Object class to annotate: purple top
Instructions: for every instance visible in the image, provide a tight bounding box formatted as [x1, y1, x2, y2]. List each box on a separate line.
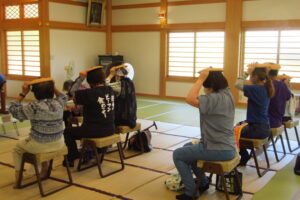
[268, 80, 291, 128]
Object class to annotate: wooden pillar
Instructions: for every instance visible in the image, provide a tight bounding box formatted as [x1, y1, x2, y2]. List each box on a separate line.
[40, 0, 51, 77]
[106, 0, 112, 54]
[223, 0, 242, 103]
[159, 0, 167, 97]
[0, 30, 6, 76]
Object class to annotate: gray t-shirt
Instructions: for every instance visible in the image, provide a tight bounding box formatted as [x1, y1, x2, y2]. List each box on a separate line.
[199, 88, 236, 151]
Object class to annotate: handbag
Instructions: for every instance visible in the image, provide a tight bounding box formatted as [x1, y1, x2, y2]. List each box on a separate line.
[216, 170, 242, 195]
[164, 173, 184, 191]
[128, 121, 157, 153]
[128, 129, 152, 152]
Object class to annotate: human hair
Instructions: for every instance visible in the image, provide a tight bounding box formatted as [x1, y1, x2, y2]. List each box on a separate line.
[86, 68, 105, 87]
[63, 80, 74, 91]
[268, 69, 278, 77]
[31, 81, 54, 100]
[203, 71, 228, 92]
[106, 61, 124, 75]
[252, 68, 275, 98]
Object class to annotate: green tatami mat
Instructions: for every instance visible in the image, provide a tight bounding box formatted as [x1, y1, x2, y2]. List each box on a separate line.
[253, 157, 300, 200]
[146, 106, 199, 124]
[137, 104, 186, 119]
[137, 100, 158, 108]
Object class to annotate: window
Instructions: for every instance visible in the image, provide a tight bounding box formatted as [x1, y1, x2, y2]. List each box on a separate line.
[5, 5, 20, 19]
[4, 3, 39, 20]
[168, 31, 225, 77]
[243, 30, 300, 83]
[6, 30, 41, 77]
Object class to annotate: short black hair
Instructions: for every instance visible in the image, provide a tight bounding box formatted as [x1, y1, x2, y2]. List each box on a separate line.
[203, 71, 228, 92]
[87, 68, 105, 86]
[31, 81, 54, 100]
[269, 69, 278, 77]
[63, 80, 74, 91]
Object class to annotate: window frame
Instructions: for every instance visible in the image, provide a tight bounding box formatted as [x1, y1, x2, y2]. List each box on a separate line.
[240, 28, 300, 90]
[4, 29, 42, 80]
[1, 0, 43, 81]
[166, 29, 226, 82]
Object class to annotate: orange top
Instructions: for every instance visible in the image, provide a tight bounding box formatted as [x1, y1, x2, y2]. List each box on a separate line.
[29, 77, 53, 85]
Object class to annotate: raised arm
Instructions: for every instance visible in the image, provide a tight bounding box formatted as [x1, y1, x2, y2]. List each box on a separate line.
[186, 69, 209, 108]
[9, 82, 32, 121]
[235, 63, 255, 91]
[69, 70, 87, 96]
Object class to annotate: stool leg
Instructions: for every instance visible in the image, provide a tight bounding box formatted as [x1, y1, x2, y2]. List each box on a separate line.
[285, 126, 294, 152]
[77, 142, 88, 171]
[117, 142, 125, 170]
[46, 160, 53, 178]
[13, 122, 20, 136]
[270, 135, 280, 162]
[123, 133, 130, 150]
[251, 148, 262, 177]
[16, 156, 26, 188]
[263, 145, 270, 168]
[99, 147, 106, 164]
[295, 126, 300, 146]
[92, 143, 104, 177]
[234, 168, 243, 200]
[279, 135, 286, 157]
[33, 157, 45, 196]
[220, 172, 230, 200]
[64, 155, 73, 184]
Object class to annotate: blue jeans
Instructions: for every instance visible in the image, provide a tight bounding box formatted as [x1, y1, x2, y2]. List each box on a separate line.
[173, 142, 236, 197]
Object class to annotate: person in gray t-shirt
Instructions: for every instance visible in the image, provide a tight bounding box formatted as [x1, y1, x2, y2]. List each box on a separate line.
[173, 68, 236, 200]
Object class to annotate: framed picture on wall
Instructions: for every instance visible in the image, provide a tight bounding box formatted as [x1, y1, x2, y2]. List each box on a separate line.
[87, 0, 105, 27]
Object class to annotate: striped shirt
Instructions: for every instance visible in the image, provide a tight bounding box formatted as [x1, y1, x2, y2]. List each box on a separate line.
[9, 94, 68, 143]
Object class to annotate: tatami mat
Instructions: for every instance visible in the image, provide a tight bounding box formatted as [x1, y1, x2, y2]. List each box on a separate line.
[1, 97, 300, 200]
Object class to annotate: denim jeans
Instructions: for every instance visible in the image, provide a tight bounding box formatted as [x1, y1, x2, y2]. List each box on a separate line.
[173, 142, 236, 197]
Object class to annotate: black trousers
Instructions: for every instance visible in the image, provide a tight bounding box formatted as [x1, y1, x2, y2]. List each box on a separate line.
[239, 123, 271, 162]
[63, 127, 112, 161]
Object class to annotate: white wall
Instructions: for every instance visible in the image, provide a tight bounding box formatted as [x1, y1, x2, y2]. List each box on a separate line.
[112, 32, 160, 95]
[166, 82, 194, 97]
[243, 0, 300, 21]
[168, 3, 226, 24]
[49, 2, 106, 25]
[113, 0, 159, 6]
[112, 7, 160, 25]
[49, 2, 87, 24]
[50, 30, 106, 90]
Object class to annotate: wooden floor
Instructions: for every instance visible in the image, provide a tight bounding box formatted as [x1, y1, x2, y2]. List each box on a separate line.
[0, 97, 299, 200]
